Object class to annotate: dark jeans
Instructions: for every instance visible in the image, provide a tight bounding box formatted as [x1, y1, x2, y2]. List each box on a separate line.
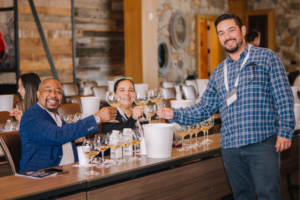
[221, 136, 281, 200]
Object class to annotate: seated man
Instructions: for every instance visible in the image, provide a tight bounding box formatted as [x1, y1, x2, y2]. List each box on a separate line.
[246, 29, 260, 47]
[19, 78, 117, 172]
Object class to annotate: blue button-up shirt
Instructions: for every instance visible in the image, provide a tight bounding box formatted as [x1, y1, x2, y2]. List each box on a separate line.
[171, 44, 295, 149]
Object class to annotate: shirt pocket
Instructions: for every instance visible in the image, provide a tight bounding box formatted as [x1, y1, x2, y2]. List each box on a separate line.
[240, 64, 268, 89]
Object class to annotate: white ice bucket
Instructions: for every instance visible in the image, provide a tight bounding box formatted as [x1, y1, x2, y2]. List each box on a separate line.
[170, 100, 194, 109]
[80, 97, 101, 116]
[142, 123, 174, 158]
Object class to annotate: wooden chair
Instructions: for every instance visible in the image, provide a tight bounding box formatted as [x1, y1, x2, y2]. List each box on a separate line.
[0, 131, 21, 174]
[57, 103, 81, 117]
[92, 86, 108, 99]
[182, 85, 197, 100]
[83, 81, 98, 95]
[162, 82, 175, 88]
[70, 95, 92, 113]
[61, 83, 79, 103]
[0, 111, 12, 124]
[185, 80, 198, 93]
[161, 87, 176, 99]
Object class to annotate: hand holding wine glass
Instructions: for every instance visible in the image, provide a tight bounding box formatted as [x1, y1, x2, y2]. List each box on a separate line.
[134, 91, 149, 122]
[82, 137, 100, 175]
[144, 104, 158, 123]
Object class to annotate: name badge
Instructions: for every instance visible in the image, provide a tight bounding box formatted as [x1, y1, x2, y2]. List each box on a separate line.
[226, 88, 237, 106]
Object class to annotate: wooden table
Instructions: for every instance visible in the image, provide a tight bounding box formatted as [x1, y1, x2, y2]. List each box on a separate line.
[0, 133, 298, 200]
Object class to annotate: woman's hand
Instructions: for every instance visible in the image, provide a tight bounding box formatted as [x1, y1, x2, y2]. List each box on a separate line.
[9, 108, 23, 123]
[132, 106, 144, 120]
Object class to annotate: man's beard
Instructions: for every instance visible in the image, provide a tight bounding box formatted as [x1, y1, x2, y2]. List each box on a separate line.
[222, 38, 243, 53]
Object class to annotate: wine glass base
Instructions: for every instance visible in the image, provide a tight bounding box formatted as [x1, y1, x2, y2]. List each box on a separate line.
[96, 163, 111, 168]
[177, 147, 188, 152]
[205, 139, 213, 143]
[112, 160, 122, 165]
[85, 171, 99, 175]
[122, 158, 131, 163]
[109, 120, 119, 123]
[132, 156, 141, 161]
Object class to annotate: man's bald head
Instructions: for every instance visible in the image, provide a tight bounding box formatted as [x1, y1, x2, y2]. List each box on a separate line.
[37, 78, 62, 114]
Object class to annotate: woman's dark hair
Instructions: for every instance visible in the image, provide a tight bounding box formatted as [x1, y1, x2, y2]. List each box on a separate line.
[113, 78, 135, 93]
[214, 13, 243, 31]
[19, 73, 41, 111]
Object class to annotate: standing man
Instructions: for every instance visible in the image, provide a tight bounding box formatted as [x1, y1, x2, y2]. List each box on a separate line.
[19, 78, 117, 172]
[246, 29, 260, 47]
[158, 13, 295, 199]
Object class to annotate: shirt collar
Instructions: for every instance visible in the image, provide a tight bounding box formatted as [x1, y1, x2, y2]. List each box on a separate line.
[37, 103, 62, 127]
[226, 43, 249, 62]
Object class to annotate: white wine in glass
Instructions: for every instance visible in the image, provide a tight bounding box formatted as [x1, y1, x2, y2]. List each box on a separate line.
[134, 91, 149, 122]
[95, 134, 111, 169]
[82, 137, 100, 175]
[109, 132, 122, 166]
[107, 91, 123, 123]
[176, 126, 190, 152]
[131, 129, 142, 161]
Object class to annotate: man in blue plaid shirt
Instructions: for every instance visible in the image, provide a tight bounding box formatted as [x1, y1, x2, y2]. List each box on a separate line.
[158, 13, 295, 199]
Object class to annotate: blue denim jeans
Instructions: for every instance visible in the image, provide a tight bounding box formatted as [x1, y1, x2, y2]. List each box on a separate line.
[221, 135, 281, 200]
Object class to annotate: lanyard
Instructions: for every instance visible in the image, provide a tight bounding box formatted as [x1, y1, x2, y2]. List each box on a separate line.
[117, 107, 141, 129]
[224, 45, 252, 92]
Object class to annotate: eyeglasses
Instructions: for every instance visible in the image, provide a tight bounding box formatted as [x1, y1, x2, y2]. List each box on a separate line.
[114, 77, 133, 81]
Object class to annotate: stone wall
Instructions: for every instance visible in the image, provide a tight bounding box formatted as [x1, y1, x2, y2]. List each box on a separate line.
[248, 0, 299, 72]
[157, 0, 228, 83]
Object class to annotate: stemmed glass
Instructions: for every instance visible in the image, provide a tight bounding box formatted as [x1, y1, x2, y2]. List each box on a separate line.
[95, 134, 111, 168]
[206, 116, 214, 143]
[190, 124, 200, 149]
[134, 91, 149, 122]
[148, 88, 164, 122]
[131, 129, 142, 161]
[144, 104, 158, 123]
[108, 132, 122, 165]
[82, 137, 100, 175]
[120, 133, 131, 163]
[176, 125, 190, 151]
[107, 91, 123, 123]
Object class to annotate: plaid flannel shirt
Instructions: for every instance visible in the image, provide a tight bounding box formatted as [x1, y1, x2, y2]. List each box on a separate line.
[171, 44, 295, 149]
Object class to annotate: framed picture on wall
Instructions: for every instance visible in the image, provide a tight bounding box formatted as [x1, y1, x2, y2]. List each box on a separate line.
[0, 0, 19, 93]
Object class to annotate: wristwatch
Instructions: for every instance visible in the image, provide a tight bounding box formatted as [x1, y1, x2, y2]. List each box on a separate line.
[94, 116, 101, 124]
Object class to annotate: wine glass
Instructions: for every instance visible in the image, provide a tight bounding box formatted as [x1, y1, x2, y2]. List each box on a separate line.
[206, 116, 214, 143]
[131, 129, 142, 161]
[107, 91, 123, 123]
[82, 137, 100, 175]
[176, 125, 190, 151]
[95, 134, 111, 168]
[134, 91, 149, 122]
[144, 104, 158, 123]
[148, 88, 164, 122]
[190, 123, 200, 149]
[120, 133, 131, 163]
[108, 132, 122, 165]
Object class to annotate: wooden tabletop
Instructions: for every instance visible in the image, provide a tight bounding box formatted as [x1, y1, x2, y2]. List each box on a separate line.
[0, 134, 221, 199]
[58, 134, 221, 187]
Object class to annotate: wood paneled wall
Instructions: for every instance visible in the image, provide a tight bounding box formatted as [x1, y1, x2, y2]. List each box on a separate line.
[18, 0, 73, 83]
[75, 0, 124, 86]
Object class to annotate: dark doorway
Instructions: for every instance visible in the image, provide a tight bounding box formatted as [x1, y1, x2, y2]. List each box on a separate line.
[248, 15, 268, 48]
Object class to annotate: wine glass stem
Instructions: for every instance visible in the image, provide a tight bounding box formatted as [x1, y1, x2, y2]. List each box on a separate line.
[207, 131, 209, 141]
[90, 159, 93, 173]
[134, 145, 137, 158]
[190, 135, 192, 146]
[114, 150, 116, 163]
[181, 137, 184, 150]
[101, 151, 104, 165]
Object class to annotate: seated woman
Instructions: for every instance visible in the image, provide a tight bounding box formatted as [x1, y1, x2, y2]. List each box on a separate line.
[10, 73, 41, 122]
[101, 77, 145, 133]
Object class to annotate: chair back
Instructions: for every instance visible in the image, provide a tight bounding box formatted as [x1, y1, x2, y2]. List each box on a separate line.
[71, 96, 84, 113]
[160, 98, 176, 108]
[162, 82, 175, 88]
[182, 85, 197, 100]
[0, 131, 21, 174]
[14, 100, 25, 112]
[134, 84, 148, 92]
[185, 80, 198, 93]
[62, 83, 78, 96]
[196, 79, 209, 98]
[92, 86, 108, 99]
[161, 87, 176, 99]
[0, 111, 12, 124]
[83, 82, 98, 95]
[107, 80, 115, 92]
[0, 95, 14, 112]
[57, 103, 81, 117]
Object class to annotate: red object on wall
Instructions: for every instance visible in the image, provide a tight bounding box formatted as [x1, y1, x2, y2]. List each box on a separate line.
[0, 31, 6, 59]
